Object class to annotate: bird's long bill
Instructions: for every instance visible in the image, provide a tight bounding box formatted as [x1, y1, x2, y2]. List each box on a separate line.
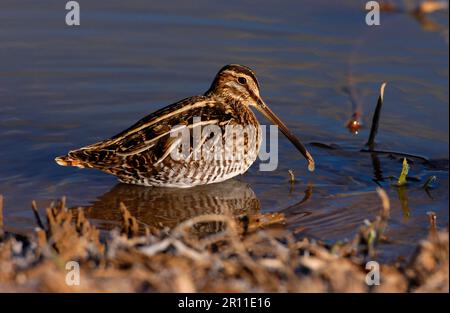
[256, 99, 315, 171]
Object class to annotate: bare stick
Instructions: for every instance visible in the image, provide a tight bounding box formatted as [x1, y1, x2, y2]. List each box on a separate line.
[366, 82, 387, 150]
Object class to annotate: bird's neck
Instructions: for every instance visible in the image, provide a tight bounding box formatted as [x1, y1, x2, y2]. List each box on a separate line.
[219, 96, 259, 127]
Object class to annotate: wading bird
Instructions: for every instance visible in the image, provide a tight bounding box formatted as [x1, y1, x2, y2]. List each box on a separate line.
[55, 64, 314, 187]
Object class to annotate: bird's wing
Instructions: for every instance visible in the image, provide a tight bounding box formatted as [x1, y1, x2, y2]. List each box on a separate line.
[89, 96, 234, 160]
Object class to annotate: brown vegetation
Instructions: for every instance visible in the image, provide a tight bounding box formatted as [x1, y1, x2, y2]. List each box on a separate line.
[0, 191, 448, 292]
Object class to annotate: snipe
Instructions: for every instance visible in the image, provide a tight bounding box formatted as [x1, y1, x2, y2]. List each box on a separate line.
[55, 64, 315, 188]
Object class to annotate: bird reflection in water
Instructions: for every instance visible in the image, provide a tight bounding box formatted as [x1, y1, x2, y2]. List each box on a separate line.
[80, 179, 284, 236]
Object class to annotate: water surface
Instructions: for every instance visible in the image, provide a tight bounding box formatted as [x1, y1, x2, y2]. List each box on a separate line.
[0, 0, 448, 261]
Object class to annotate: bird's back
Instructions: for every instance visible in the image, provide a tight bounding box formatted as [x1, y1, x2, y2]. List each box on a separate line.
[56, 95, 262, 187]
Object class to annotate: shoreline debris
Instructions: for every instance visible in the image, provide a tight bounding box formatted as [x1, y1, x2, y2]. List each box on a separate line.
[0, 193, 447, 292]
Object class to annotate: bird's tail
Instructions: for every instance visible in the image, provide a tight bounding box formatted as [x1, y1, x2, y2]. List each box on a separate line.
[55, 153, 87, 168]
[55, 142, 116, 169]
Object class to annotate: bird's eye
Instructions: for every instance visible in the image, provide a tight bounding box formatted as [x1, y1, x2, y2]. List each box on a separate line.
[237, 77, 247, 85]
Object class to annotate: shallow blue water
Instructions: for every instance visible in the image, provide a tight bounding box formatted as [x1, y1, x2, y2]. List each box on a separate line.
[0, 0, 448, 261]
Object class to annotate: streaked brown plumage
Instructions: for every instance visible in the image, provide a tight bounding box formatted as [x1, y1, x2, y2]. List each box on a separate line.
[55, 64, 315, 188]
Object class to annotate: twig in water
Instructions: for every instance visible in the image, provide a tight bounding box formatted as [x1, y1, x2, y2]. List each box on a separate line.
[288, 170, 296, 183]
[366, 82, 387, 150]
[31, 200, 45, 230]
[422, 176, 437, 189]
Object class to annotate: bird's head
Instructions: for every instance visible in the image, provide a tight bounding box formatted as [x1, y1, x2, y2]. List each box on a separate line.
[207, 64, 315, 171]
[207, 64, 262, 104]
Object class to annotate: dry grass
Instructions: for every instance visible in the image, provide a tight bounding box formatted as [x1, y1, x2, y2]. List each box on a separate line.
[0, 189, 448, 292]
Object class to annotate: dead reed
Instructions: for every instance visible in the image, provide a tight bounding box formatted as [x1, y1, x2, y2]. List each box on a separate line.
[0, 189, 447, 292]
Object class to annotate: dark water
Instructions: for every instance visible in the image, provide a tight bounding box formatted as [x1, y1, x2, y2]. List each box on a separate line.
[0, 0, 448, 261]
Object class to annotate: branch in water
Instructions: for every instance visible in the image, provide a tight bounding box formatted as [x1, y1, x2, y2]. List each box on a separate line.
[366, 82, 387, 150]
